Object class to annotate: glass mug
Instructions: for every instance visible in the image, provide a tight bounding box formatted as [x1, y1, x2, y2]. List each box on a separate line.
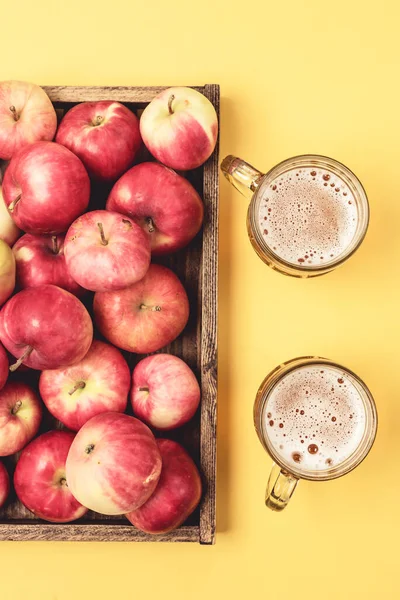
[221, 154, 369, 277]
[254, 356, 377, 511]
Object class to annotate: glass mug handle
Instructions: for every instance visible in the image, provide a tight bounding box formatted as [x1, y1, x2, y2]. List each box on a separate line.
[221, 155, 264, 200]
[266, 464, 299, 511]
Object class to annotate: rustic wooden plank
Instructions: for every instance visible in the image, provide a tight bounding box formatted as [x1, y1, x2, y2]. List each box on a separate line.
[0, 523, 198, 542]
[199, 84, 219, 545]
[42, 86, 203, 104]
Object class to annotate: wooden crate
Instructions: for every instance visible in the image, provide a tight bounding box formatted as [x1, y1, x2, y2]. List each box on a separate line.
[0, 85, 219, 544]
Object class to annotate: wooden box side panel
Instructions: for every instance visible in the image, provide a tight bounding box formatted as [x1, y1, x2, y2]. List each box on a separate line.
[42, 86, 203, 104]
[199, 84, 219, 545]
[0, 524, 199, 543]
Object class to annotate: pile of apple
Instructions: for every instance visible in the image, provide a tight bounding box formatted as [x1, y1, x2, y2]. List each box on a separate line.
[0, 80, 218, 533]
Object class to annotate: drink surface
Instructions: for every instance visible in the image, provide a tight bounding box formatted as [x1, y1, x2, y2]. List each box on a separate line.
[257, 167, 358, 267]
[263, 364, 367, 472]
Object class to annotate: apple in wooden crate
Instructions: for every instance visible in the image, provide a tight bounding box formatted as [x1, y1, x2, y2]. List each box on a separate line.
[66, 413, 162, 515]
[13, 233, 84, 296]
[0, 239, 15, 307]
[64, 210, 150, 292]
[0, 461, 9, 509]
[94, 263, 189, 353]
[0, 81, 57, 160]
[126, 439, 202, 534]
[0, 185, 20, 246]
[140, 87, 218, 170]
[39, 340, 130, 431]
[0, 285, 93, 371]
[2, 141, 90, 234]
[56, 101, 142, 181]
[131, 354, 200, 430]
[0, 382, 42, 456]
[106, 162, 204, 254]
[14, 430, 88, 523]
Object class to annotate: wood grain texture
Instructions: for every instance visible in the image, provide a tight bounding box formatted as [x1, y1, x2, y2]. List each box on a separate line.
[0, 84, 219, 543]
[0, 524, 199, 542]
[199, 85, 219, 545]
[42, 86, 202, 104]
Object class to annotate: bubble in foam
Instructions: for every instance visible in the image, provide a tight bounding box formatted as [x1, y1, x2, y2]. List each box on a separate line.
[263, 364, 367, 473]
[258, 167, 358, 267]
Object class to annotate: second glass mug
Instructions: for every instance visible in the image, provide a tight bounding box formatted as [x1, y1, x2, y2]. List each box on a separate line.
[221, 154, 370, 277]
[254, 356, 377, 511]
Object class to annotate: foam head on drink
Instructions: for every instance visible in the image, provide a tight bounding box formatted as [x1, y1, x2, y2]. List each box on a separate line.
[263, 365, 367, 472]
[258, 167, 358, 266]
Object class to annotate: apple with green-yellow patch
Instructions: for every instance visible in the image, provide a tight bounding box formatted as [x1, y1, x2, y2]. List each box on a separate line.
[0, 239, 15, 307]
[140, 87, 218, 170]
[39, 340, 130, 431]
[0, 185, 20, 246]
[0, 382, 42, 456]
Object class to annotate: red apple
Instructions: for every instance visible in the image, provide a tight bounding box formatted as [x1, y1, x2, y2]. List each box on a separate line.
[0, 284, 93, 371]
[106, 162, 204, 255]
[39, 340, 130, 431]
[131, 354, 200, 430]
[0, 342, 8, 391]
[140, 87, 218, 170]
[0, 460, 9, 508]
[0, 185, 20, 246]
[13, 233, 84, 296]
[64, 210, 151, 292]
[126, 439, 202, 534]
[66, 412, 162, 515]
[0, 239, 15, 307]
[94, 264, 189, 353]
[2, 141, 90, 234]
[56, 101, 142, 181]
[14, 430, 88, 523]
[0, 382, 42, 456]
[0, 81, 57, 160]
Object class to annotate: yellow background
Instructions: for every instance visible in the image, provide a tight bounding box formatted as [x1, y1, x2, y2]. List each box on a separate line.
[1, 0, 399, 598]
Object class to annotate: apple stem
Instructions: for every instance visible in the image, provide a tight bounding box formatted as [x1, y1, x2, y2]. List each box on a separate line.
[51, 236, 59, 254]
[168, 94, 175, 115]
[93, 115, 104, 126]
[8, 194, 21, 213]
[85, 444, 95, 455]
[145, 217, 155, 233]
[68, 381, 86, 396]
[97, 222, 108, 246]
[9, 346, 33, 372]
[9, 105, 19, 121]
[59, 477, 67, 487]
[139, 304, 161, 312]
[139, 387, 149, 393]
[11, 400, 22, 416]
